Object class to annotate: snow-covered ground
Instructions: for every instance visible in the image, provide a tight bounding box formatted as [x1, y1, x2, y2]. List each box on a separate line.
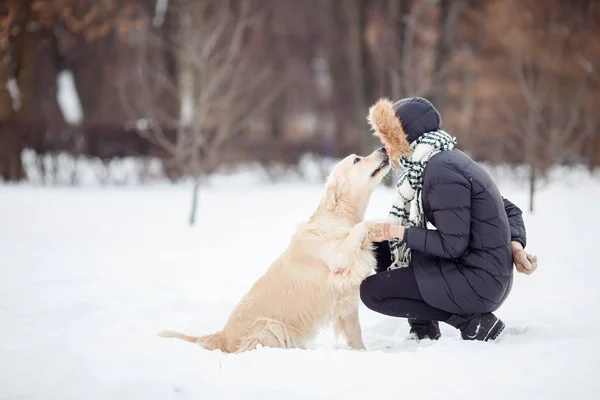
[1, 166, 599, 400]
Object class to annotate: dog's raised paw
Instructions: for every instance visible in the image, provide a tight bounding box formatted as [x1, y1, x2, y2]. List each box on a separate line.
[332, 252, 351, 277]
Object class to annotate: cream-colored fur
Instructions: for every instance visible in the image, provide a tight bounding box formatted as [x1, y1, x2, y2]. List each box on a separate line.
[159, 149, 391, 353]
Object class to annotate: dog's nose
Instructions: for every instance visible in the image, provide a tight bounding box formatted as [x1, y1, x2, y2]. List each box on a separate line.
[378, 147, 387, 154]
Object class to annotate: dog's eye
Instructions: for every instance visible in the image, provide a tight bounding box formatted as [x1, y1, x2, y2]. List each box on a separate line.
[353, 158, 361, 164]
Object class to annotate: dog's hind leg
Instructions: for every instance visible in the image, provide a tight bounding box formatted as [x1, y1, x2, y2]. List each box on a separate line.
[235, 318, 305, 353]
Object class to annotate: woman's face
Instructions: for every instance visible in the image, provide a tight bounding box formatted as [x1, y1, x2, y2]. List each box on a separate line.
[382, 142, 409, 170]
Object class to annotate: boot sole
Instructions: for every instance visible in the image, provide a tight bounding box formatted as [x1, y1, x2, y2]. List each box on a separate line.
[484, 319, 505, 341]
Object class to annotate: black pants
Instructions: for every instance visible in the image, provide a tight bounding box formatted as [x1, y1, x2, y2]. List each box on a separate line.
[360, 242, 453, 322]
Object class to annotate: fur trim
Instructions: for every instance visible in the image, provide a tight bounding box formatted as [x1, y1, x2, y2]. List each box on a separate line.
[367, 98, 411, 157]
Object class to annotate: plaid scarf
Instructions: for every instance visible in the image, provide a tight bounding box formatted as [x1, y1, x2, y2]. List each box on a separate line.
[387, 130, 457, 270]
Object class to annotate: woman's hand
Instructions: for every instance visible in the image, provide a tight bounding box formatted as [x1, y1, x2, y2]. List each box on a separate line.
[512, 241, 538, 275]
[363, 222, 405, 244]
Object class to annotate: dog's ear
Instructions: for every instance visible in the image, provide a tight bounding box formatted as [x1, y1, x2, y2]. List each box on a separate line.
[323, 175, 338, 210]
[323, 174, 347, 211]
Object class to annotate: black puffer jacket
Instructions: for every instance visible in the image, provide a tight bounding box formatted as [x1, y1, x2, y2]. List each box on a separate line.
[404, 149, 527, 315]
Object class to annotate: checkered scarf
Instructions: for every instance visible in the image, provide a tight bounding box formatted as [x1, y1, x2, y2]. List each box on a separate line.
[387, 130, 457, 270]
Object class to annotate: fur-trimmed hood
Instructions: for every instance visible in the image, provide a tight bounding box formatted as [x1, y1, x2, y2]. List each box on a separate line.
[367, 97, 442, 157]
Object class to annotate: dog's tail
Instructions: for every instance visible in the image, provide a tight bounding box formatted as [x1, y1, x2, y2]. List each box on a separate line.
[158, 330, 227, 352]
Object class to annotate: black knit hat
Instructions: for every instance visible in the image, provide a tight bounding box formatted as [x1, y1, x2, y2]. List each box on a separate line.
[392, 97, 442, 143]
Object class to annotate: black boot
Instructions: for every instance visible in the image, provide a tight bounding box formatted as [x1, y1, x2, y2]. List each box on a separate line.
[446, 313, 505, 341]
[407, 319, 441, 341]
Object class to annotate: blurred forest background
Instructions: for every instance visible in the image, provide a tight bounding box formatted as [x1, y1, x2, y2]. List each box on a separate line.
[1, 0, 599, 208]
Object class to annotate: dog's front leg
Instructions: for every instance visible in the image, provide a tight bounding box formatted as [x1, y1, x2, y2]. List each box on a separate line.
[334, 300, 366, 350]
[331, 221, 373, 276]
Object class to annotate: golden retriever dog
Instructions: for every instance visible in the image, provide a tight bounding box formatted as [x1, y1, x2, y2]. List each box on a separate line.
[159, 148, 391, 353]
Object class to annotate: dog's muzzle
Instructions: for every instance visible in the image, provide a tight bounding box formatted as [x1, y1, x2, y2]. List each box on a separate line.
[371, 150, 390, 177]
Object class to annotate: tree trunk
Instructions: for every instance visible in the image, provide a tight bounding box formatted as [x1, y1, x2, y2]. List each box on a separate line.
[586, 119, 599, 171]
[0, 0, 35, 181]
[270, 91, 286, 140]
[178, 7, 195, 130]
[528, 163, 536, 213]
[388, 0, 409, 100]
[345, 0, 371, 153]
[189, 178, 200, 226]
[329, 2, 354, 158]
[591, 129, 599, 171]
[430, 0, 464, 114]
[361, 0, 381, 151]
[384, 0, 410, 188]
[0, 73, 13, 121]
[523, 96, 539, 213]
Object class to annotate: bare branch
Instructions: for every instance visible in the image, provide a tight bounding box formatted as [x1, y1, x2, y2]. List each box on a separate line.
[120, 0, 281, 181]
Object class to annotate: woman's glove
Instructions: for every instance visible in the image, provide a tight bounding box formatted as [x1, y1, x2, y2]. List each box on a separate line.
[363, 222, 405, 244]
[512, 241, 538, 275]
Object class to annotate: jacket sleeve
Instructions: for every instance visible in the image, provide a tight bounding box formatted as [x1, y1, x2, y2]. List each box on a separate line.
[404, 178, 471, 259]
[503, 197, 527, 248]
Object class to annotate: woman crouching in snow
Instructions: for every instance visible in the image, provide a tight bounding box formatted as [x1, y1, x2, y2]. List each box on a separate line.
[361, 97, 538, 342]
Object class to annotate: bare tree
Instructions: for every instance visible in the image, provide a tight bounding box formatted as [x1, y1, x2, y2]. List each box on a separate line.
[386, 0, 440, 100]
[496, 1, 592, 212]
[344, 0, 372, 152]
[429, 0, 466, 114]
[501, 27, 556, 212]
[0, 0, 143, 181]
[120, 0, 284, 225]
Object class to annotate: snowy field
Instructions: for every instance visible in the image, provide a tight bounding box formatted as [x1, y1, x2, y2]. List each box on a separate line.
[1, 164, 600, 400]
